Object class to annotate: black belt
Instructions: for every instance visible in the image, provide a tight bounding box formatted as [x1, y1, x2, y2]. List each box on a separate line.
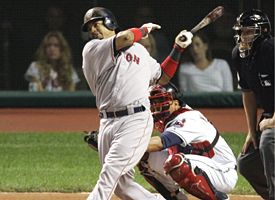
[99, 106, 145, 118]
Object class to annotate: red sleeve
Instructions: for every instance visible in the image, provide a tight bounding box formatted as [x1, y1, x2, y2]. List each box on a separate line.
[161, 44, 184, 78]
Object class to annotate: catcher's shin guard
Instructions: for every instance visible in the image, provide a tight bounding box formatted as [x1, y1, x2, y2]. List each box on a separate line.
[164, 153, 227, 200]
[137, 152, 181, 200]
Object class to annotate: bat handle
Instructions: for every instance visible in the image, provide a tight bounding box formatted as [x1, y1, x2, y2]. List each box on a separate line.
[179, 29, 195, 42]
[179, 35, 187, 42]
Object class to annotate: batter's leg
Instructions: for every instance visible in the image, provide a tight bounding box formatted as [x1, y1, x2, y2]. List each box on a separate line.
[237, 143, 269, 199]
[114, 169, 165, 200]
[259, 128, 275, 200]
[87, 111, 161, 200]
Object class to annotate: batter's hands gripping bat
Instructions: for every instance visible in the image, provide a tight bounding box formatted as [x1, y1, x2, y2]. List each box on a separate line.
[180, 6, 224, 41]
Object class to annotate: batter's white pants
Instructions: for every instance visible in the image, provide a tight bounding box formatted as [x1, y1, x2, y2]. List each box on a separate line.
[87, 110, 165, 200]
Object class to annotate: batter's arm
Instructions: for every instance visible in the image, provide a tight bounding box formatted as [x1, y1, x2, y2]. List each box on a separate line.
[158, 31, 193, 85]
[115, 23, 161, 51]
[115, 30, 136, 51]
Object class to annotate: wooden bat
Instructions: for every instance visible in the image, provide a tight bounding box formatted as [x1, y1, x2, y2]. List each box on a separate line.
[191, 6, 224, 33]
[180, 6, 224, 41]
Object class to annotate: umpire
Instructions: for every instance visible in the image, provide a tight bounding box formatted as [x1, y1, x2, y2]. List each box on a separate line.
[232, 9, 274, 200]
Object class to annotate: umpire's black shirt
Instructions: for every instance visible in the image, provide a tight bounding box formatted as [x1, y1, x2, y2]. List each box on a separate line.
[232, 37, 274, 114]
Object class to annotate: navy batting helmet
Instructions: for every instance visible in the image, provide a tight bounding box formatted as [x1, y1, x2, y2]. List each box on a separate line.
[82, 7, 119, 32]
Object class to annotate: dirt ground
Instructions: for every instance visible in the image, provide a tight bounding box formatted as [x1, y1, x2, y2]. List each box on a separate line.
[0, 193, 262, 200]
[0, 108, 261, 200]
[0, 108, 247, 132]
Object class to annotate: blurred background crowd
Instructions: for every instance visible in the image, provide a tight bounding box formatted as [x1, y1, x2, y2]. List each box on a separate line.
[0, 0, 273, 92]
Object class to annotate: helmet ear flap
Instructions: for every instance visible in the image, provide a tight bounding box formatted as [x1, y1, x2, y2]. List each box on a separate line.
[104, 17, 118, 31]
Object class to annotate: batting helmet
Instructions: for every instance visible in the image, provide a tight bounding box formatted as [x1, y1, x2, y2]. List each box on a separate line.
[82, 7, 119, 32]
[233, 9, 271, 57]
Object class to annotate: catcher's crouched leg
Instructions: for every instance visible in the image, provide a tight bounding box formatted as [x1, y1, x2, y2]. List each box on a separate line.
[138, 152, 187, 200]
[164, 153, 229, 200]
[84, 130, 99, 151]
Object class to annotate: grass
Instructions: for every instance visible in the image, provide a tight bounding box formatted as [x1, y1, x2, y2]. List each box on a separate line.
[0, 132, 256, 194]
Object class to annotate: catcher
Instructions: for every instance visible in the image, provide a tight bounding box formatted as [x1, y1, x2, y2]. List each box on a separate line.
[143, 84, 237, 200]
[85, 84, 238, 200]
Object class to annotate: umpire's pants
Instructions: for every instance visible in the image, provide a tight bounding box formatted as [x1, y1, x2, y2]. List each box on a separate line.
[237, 127, 275, 200]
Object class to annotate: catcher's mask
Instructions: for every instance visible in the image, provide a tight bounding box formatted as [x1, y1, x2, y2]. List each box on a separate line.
[149, 85, 173, 123]
[233, 9, 271, 58]
[149, 83, 185, 132]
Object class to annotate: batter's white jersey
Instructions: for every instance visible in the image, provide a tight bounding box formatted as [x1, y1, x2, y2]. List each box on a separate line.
[82, 36, 161, 111]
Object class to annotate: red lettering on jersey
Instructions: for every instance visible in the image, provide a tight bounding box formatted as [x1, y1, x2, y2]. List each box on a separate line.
[126, 53, 132, 62]
[133, 55, 140, 64]
[125, 53, 140, 65]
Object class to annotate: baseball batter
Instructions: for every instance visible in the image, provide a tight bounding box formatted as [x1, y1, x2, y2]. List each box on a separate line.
[81, 7, 193, 200]
[140, 84, 238, 200]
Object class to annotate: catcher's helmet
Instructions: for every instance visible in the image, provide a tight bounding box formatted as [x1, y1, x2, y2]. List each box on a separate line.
[149, 83, 184, 123]
[149, 85, 173, 123]
[82, 7, 119, 32]
[233, 9, 271, 57]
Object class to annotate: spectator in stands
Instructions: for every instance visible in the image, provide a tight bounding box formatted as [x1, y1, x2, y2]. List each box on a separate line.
[24, 31, 79, 91]
[178, 32, 233, 93]
[45, 5, 83, 82]
[138, 34, 158, 59]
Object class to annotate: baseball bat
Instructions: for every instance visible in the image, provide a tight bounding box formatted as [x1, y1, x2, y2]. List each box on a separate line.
[180, 6, 224, 41]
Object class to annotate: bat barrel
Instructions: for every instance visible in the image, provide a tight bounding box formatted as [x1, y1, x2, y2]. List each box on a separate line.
[179, 6, 224, 42]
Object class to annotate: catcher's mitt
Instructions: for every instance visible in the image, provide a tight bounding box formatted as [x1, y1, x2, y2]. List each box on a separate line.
[84, 130, 99, 151]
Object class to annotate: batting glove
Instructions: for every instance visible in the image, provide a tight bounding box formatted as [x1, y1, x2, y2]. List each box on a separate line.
[175, 30, 193, 49]
[141, 23, 161, 38]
